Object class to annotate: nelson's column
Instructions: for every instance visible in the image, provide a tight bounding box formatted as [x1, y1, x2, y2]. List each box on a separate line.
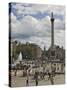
[51, 12, 55, 47]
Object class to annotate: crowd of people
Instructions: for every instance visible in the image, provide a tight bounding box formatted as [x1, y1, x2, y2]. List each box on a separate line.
[25, 69, 55, 86]
[11, 63, 56, 86]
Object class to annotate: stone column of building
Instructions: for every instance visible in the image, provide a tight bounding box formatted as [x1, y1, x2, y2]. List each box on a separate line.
[51, 12, 55, 47]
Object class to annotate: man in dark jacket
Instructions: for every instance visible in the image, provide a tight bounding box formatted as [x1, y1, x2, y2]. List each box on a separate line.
[35, 71, 39, 86]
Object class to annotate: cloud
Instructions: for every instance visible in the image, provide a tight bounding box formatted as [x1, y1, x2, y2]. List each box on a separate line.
[10, 3, 65, 50]
[54, 19, 65, 30]
[11, 3, 65, 19]
[11, 14, 51, 39]
[54, 30, 65, 48]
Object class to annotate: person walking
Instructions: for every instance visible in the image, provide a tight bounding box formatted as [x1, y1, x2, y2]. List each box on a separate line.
[35, 71, 38, 86]
[48, 72, 54, 85]
[26, 70, 29, 86]
[14, 66, 17, 76]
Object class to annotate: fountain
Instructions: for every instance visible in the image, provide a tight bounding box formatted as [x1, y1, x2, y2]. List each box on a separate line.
[18, 52, 23, 64]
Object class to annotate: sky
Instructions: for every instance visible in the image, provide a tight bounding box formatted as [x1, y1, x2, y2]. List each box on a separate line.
[9, 3, 65, 50]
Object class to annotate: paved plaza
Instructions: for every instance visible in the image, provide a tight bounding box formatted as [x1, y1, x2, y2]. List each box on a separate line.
[11, 71, 65, 87]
